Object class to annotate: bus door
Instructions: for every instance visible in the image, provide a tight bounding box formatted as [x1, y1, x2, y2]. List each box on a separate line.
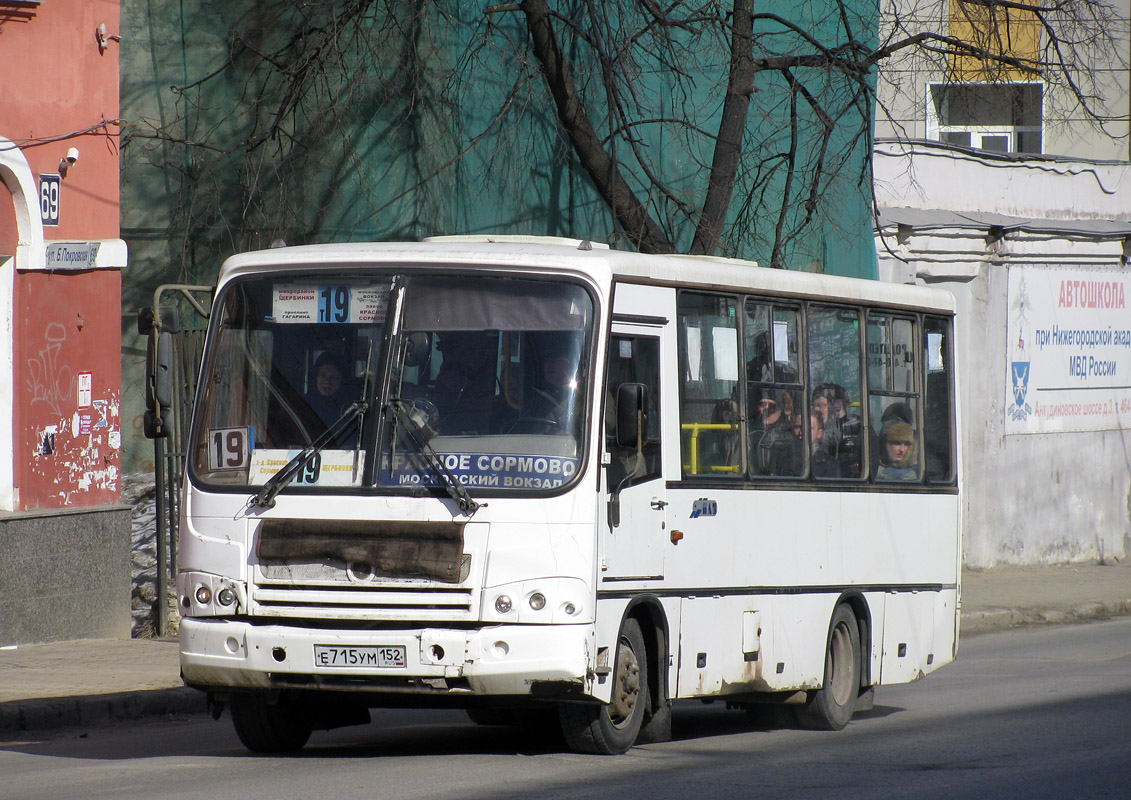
[602, 323, 667, 581]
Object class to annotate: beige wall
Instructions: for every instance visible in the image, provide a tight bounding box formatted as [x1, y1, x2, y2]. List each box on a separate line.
[876, 0, 1131, 161]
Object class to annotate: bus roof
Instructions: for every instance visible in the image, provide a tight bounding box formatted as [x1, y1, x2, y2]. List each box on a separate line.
[609, 252, 955, 313]
[216, 238, 955, 314]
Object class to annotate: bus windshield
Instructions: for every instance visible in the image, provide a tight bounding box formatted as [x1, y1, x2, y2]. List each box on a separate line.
[188, 271, 595, 496]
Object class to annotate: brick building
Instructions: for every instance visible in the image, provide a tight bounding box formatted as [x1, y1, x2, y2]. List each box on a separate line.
[0, 0, 130, 644]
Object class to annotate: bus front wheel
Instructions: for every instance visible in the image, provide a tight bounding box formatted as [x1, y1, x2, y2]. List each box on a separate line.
[560, 617, 648, 754]
[798, 604, 861, 731]
[230, 693, 313, 753]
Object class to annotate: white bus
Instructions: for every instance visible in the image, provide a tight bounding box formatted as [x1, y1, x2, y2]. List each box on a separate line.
[177, 236, 961, 754]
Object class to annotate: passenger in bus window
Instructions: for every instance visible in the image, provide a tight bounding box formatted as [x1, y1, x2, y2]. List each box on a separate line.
[433, 332, 497, 434]
[306, 352, 348, 426]
[876, 414, 919, 481]
[879, 400, 914, 427]
[301, 351, 361, 447]
[812, 383, 863, 478]
[710, 391, 742, 469]
[750, 388, 802, 476]
[749, 331, 773, 382]
[809, 410, 840, 478]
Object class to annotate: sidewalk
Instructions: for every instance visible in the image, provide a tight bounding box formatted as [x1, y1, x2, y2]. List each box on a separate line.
[2, 561, 1129, 737]
[0, 638, 204, 735]
[959, 560, 1131, 634]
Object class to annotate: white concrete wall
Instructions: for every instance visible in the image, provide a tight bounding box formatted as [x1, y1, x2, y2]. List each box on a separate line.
[875, 142, 1131, 567]
[955, 264, 1130, 566]
[875, 140, 1131, 221]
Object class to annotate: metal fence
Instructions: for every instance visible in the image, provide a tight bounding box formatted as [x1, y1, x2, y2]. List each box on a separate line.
[139, 285, 212, 636]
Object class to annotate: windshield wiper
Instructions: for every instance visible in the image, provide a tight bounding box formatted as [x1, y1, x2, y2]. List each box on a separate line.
[387, 399, 481, 516]
[250, 401, 367, 510]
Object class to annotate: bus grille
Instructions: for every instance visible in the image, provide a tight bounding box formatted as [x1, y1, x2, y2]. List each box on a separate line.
[251, 560, 475, 622]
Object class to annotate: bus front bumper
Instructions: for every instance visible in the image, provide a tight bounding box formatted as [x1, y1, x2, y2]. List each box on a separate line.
[179, 617, 594, 698]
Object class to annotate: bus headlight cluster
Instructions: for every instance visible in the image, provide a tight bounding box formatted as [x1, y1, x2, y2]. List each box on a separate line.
[485, 579, 589, 623]
[177, 571, 245, 618]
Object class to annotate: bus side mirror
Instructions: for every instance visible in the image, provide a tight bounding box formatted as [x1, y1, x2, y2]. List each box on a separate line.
[608, 383, 648, 529]
[138, 307, 180, 439]
[615, 382, 648, 449]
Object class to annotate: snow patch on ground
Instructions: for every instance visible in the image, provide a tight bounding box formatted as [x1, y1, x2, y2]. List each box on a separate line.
[123, 473, 171, 637]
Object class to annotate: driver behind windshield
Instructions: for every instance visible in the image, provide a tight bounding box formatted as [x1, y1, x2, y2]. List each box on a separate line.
[502, 333, 582, 436]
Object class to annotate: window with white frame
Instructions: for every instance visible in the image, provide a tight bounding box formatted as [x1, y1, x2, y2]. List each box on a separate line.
[927, 83, 1043, 154]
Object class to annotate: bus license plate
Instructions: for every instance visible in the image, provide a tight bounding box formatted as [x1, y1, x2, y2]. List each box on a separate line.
[314, 645, 406, 669]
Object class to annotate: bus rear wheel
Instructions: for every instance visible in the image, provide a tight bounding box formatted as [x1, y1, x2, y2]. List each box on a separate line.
[230, 693, 313, 753]
[798, 604, 861, 731]
[560, 617, 648, 754]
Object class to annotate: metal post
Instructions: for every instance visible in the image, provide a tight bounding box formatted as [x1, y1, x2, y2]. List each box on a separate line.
[154, 434, 168, 637]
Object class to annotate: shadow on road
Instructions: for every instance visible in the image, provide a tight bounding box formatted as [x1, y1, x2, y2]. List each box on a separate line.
[0, 698, 836, 761]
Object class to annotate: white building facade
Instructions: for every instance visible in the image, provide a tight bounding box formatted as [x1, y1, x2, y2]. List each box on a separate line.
[874, 140, 1131, 566]
[872, 0, 1131, 566]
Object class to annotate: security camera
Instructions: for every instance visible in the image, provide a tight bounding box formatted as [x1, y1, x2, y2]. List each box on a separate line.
[59, 147, 81, 177]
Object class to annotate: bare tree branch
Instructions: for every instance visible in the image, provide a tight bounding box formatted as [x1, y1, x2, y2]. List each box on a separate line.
[520, 0, 674, 252]
[126, 0, 1129, 282]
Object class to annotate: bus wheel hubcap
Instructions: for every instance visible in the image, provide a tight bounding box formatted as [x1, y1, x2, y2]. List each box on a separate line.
[609, 638, 641, 727]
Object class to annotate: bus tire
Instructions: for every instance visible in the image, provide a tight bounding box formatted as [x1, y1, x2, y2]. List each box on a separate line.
[798, 604, 860, 731]
[230, 693, 313, 753]
[560, 617, 648, 754]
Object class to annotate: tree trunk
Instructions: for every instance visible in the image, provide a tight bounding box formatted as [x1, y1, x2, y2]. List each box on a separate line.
[521, 0, 674, 253]
[690, 0, 755, 257]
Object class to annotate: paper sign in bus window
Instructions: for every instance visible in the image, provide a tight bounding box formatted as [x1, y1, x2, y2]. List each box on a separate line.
[208, 427, 251, 471]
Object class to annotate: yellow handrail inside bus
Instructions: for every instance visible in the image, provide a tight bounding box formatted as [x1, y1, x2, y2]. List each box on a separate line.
[681, 422, 740, 474]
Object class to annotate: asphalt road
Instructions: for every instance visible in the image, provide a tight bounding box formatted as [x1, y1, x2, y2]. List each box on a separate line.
[2, 619, 1129, 800]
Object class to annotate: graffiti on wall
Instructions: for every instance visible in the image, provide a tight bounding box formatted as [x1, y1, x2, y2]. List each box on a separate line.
[25, 321, 73, 419]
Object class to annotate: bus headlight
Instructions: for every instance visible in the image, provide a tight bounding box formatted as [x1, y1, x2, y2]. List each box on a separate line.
[177, 571, 246, 618]
[483, 578, 590, 623]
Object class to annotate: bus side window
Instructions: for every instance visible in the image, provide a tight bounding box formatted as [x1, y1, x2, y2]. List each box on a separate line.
[746, 300, 805, 478]
[808, 306, 865, 479]
[867, 313, 922, 482]
[606, 335, 661, 492]
[677, 293, 741, 477]
[923, 317, 956, 483]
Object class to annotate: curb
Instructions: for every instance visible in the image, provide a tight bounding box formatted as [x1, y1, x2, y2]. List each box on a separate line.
[0, 687, 207, 738]
[959, 598, 1131, 636]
